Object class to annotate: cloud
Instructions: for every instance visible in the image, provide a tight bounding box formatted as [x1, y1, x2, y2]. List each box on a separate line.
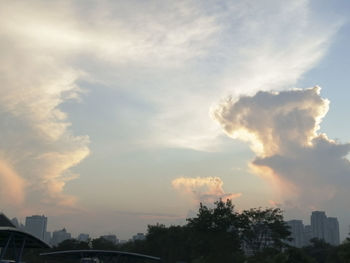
[0, 158, 26, 206]
[172, 176, 242, 204]
[1, 0, 336, 152]
[212, 87, 350, 208]
[0, 3, 90, 210]
[0, 0, 342, 214]
[0, 0, 218, 209]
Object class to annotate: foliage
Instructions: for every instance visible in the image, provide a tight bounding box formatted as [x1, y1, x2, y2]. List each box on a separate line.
[91, 237, 117, 250]
[55, 238, 90, 250]
[239, 207, 291, 255]
[186, 199, 243, 263]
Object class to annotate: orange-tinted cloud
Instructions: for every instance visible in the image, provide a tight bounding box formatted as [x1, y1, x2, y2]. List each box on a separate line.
[0, 158, 26, 205]
[172, 176, 242, 204]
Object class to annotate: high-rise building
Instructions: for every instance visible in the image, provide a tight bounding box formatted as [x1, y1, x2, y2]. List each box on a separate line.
[311, 211, 327, 240]
[310, 211, 340, 245]
[286, 220, 304, 248]
[51, 228, 71, 246]
[25, 215, 47, 240]
[327, 217, 340, 245]
[304, 225, 312, 246]
[44, 231, 52, 244]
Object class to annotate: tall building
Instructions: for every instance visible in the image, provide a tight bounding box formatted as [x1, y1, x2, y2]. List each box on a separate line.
[327, 217, 340, 245]
[25, 215, 47, 240]
[286, 220, 304, 248]
[310, 211, 340, 245]
[304, 225, 312, 246]
[44, 231, 52, 244]
[51, 228, 72, 246]
[311, 211, 328, 240]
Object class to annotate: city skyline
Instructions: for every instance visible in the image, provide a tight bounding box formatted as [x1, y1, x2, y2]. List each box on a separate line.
[9, 209, 347, 244]
[1, 0, 350, 241]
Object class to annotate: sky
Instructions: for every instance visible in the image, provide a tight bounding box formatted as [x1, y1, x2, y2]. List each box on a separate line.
[1, 0, 350, 241]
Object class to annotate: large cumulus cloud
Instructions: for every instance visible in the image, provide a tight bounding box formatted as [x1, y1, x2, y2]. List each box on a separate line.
[212, 87, 350, 207]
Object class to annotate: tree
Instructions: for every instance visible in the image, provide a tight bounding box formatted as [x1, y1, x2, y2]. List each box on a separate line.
[303, 238, 334, 263]
[55, 239, 90, 250]
[144, 224, 191, 263]
[336, 242, 350, 262]
[239, 207, 291, 255]
[186, 199, 244, 263]
[91, 237, 117, 250]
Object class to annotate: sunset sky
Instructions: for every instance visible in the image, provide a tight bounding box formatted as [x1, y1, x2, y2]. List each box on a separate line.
[1, 0, 350, 240]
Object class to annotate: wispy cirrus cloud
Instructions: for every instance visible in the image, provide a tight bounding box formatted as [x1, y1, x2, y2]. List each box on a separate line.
[0, 0, 218, 211]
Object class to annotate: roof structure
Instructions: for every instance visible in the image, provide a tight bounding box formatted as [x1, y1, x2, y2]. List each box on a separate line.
[0, 214, 51, 262]
[0, 213, 16, 228]
[0, 227, 50, 249]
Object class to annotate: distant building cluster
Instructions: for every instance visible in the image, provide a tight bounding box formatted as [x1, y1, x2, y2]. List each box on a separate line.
[10, 214, 145, 247]
[287, 211, 340, 248]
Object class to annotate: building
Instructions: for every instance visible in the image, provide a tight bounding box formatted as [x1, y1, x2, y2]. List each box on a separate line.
[101, 234, 118, 244]
[327, 217, 340, 245]
[286, 211, 340, 247]
[11, 217, 20, 228]
[78, 233, 90, 242]
[25, 215, 48, 240]
[311, 211, 328, 240]
[304, 225, 312, 246]
[310, 211, 340, 245]
[44, 231, 51, 244]
[132, 233, 146, 241]
[51, 228, 72, 246]
[286, 220, 304, 248]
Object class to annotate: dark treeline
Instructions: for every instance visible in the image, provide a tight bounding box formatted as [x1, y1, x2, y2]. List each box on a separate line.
[24, 200, 350, 263]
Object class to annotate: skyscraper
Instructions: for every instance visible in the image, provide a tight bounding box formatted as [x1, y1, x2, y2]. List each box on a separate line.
[25, 215, 47, 240]
[327, 217, 340, 245]
[304, 225, 312, 246]
[286, 220, 304, 248]
[311, 211, 327, 240]
[310, 211, 340, 245]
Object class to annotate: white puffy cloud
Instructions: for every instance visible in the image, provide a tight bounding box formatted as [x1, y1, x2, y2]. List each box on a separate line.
[213, 87, 350, 208]
[172, 176, 242, 204]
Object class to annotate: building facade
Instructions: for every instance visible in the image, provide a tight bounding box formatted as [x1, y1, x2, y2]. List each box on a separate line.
[287, 211, 340, 247]
[51, 228, 72, 246]
[286, 220, 304, 248]
[25, 215, 47, 240]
